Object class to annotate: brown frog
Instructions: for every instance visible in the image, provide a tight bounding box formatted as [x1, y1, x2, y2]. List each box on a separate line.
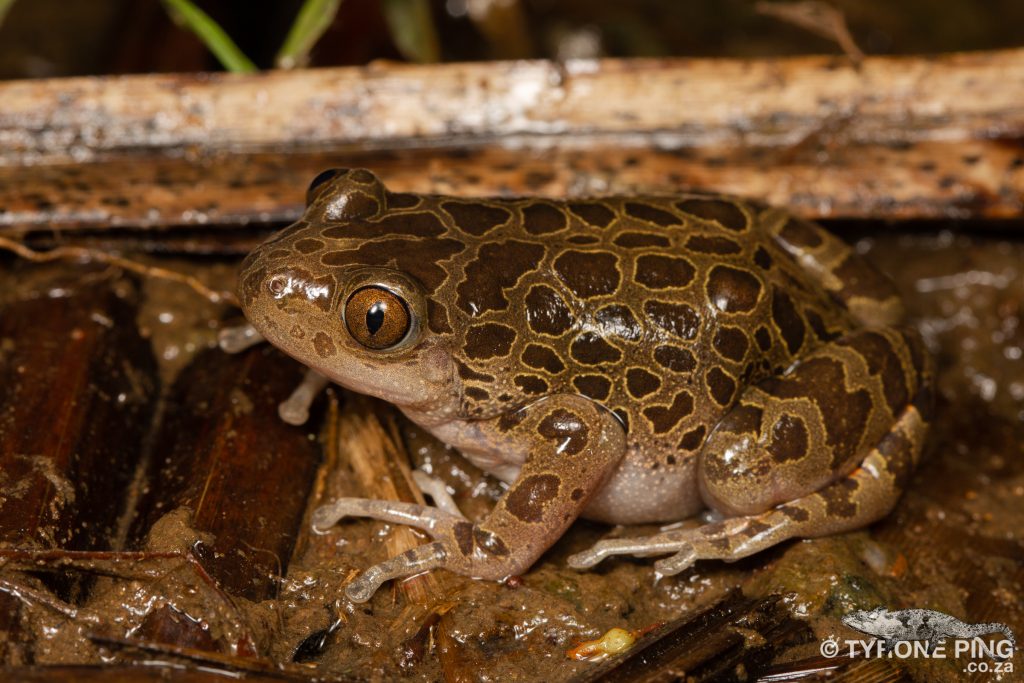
[238, 168, 933, 603]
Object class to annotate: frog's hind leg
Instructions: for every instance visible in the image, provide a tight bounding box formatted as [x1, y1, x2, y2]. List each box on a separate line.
[569, 388, 929, 574]
[764, 210, 905, 327]
[570, 325, 933, 573]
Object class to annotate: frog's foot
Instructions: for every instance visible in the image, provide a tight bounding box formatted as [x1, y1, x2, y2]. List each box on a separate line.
[570, 388, 929, 575]
[278, 367, 330, 425]
[411, 470, 466, 519]
[217, 323, 265, 353]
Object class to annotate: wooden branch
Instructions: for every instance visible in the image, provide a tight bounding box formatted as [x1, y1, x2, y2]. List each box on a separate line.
[1, 50, 1022, 231]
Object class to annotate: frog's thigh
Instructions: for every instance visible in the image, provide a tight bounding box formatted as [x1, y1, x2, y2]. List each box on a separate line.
[341, 394, 626, 602]
[765, 211, 904, 326]
[568, 382, 929, 573]
[699, 326, 929, 516]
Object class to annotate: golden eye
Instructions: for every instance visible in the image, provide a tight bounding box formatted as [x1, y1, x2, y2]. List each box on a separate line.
[344, 286, 410, 349]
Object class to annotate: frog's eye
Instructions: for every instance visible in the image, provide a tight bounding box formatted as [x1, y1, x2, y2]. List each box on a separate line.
[306, 168, 345, 205]
[344, 286, 411, 349]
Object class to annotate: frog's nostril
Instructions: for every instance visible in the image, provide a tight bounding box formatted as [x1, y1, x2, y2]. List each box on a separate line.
[268, 274, 288, 296]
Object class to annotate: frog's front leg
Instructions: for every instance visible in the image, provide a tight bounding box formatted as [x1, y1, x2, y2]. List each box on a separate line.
[316, 394, 627, 602]
[570, 327, 932, 574]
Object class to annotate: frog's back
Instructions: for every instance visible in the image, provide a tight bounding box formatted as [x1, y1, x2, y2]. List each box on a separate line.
[397, 192, 857, 459]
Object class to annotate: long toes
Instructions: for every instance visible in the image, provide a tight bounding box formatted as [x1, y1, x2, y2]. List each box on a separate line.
[310, 499, 362, 532]
[345, 568, 385, 603]
[566, 546, 610, 569]
[653, 547, 697, 576]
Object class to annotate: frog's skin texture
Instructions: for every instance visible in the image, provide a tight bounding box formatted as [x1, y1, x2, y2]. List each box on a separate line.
[239, 169, 933, 603]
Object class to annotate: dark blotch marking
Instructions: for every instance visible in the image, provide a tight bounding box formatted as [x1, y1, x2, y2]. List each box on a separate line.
[678, 425, 706, 450]
[625, 202, 681, 227]
[522, 344, 565, 374]
[685, 235, 742, 254]
[474, 527, 510, 556]
[778, 505, 810, 522]
[706, 367, 737, 406]
[321, 238, 465, 294]
[525, 285, 573, 336]
[771, 287, 806, 354]
[453, 522, 474, 555]
[553, 250, 621, 299]
[427, 299, 452, 334]
[713, 326, 749, 362]
[754, 326, 772, 351]
[626, 368, 661, 398]
[441, 201, 511, 236]
[571, 488, 584, 501]
[294, 238, 325, 254]
[767, 414, 809, 462]
[721, 403, 763, 435]
[522, 202, 568, 235]
[635, 254, 696, 290]
[753, 246, 773, 269]
[465, 387, 490, 401]
[676, 198, 747, 231]
[644, 301, 700, 339]
[764, 357, 873, 469]
[778, 216, 824, 248]
[455, 359, 494, 382]
[538, 409, 589, 455]
[596, 304, 642, 341]
[385, 192, 420, 208]
[456, 240, 545, 315]
[805, 310, 840, 342]
[313, 332, 336, 358]
[514, 374, 549, 395]
[568, 202, 615, 228]
[643, 391, 695, 433]
[463, 323, 516, 360]
[570, 332, 622, 365]
[505, 474, 561, 522]
[838, 331, 909, 417]
[706, 265, 763, 313]
[614, 232, 671, 248]
[654, 345, 697, 373]
[821, 479, 859, 518]
[573, 375, 611, 401]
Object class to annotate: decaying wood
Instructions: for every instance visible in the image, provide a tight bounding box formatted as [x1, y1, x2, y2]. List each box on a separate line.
[0, 264, 158, 553]
[128, 347, 321, 602]
[0, 49, 1022, 232]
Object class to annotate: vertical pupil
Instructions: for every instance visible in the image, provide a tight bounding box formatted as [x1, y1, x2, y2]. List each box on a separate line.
[366, 302, 386, 335]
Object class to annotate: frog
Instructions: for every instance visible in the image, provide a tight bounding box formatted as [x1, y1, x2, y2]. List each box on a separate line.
[237, 168, 933, 603]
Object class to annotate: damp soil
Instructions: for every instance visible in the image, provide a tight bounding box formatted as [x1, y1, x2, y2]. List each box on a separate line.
[0, 225, 1021, 682]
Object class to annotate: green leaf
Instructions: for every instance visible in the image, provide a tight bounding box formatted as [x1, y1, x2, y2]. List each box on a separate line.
[0, 0, 16, 28]
[161, 0, 258, 73]
[381, 0, 440, 64]
[276, 0, 343, 70]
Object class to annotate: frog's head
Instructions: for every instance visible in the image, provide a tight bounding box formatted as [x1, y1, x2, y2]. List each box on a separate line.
[239, 169, 461, 414]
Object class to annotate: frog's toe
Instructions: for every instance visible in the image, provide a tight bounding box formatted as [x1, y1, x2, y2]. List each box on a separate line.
[345, 542, 448, 603]
[567, 536, 677, 569]
[653, 547, 697, 576]
[566, 547, 607, 569]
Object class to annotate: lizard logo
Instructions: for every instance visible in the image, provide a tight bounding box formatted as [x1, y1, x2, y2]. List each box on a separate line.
[842, 607, 1016, 660]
